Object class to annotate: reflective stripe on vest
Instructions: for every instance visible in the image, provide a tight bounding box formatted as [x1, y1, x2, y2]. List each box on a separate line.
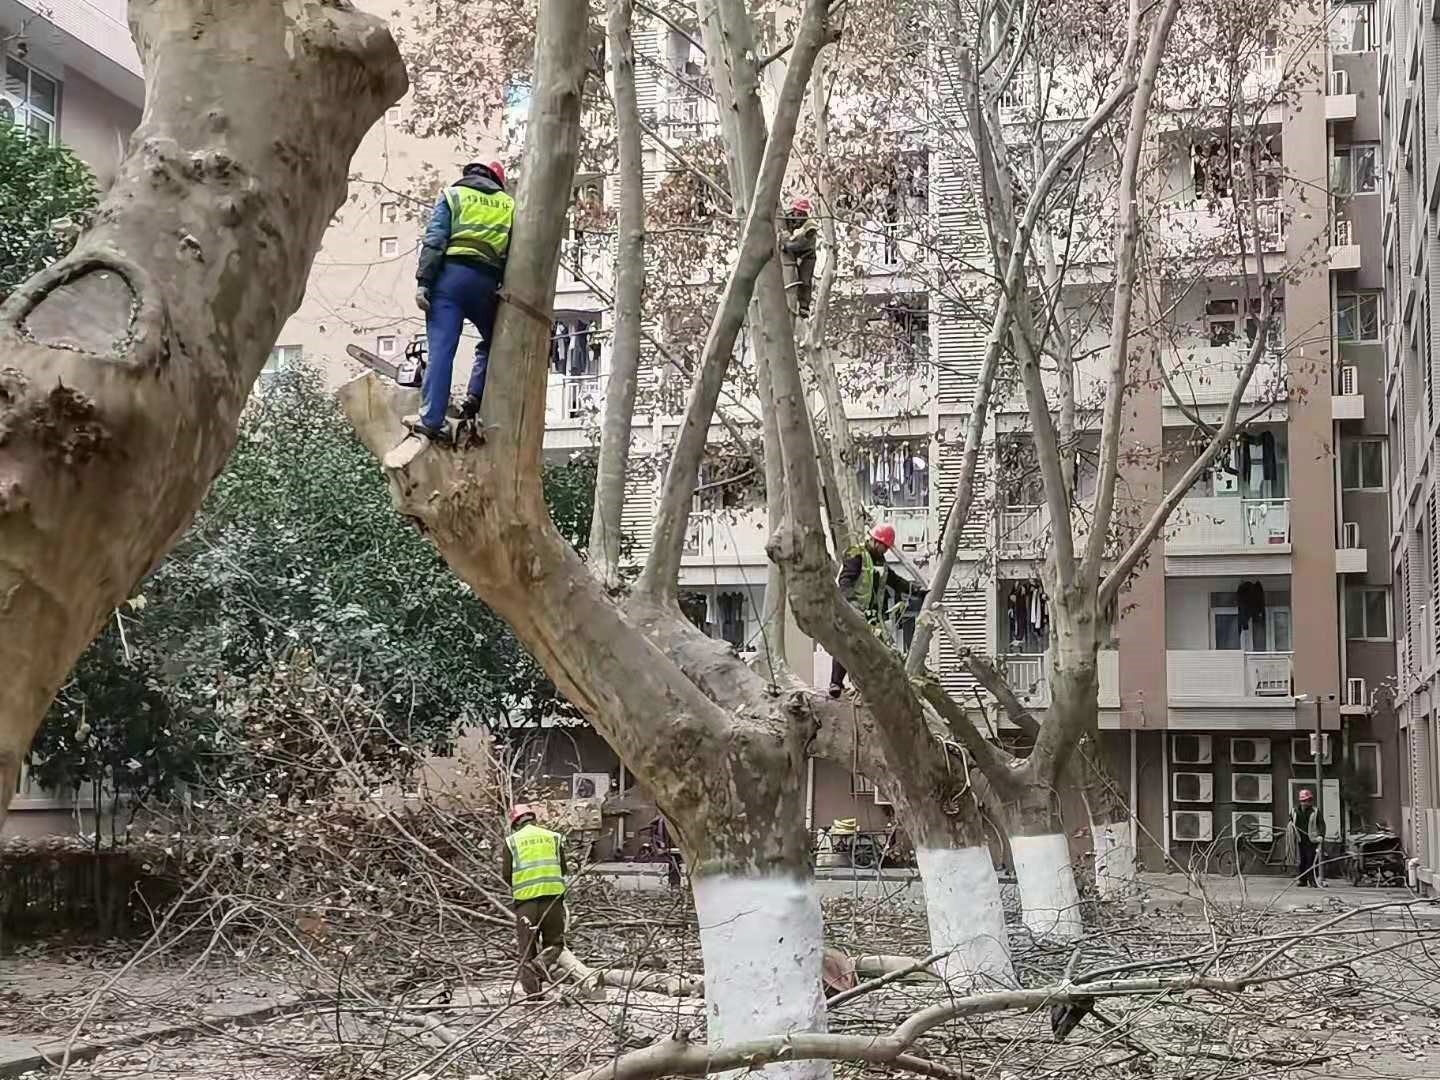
[507, 824, 566, 901]
[444, 185, 515, 264]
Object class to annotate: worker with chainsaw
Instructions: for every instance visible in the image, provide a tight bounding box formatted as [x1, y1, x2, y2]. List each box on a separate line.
[411, 160, 513, 441]
[502, 804, 568, 994]
[828, 524, 927, 698]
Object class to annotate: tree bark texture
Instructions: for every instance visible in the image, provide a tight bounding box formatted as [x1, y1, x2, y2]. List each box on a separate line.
[0, 0, 406, 824]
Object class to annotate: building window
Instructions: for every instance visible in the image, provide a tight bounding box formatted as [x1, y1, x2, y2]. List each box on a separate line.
[1335, 292, 1382, 342]
[380, 236, 399, 258]
[380, 202, 399, 224]
[1332, 144, 1379, 195]
[377, 335, 397, 356]
[1345, 586, 1390, 640]
[1329, 1, 1376, 52]
[1341, 439, 1385, 489]
[3, 56, 60, 143]
[386, 105, 403, 123]
[852, 773, 877, 796]
[264, 344, 302, 373]
[1209, 591, 1293, 652]
[1352, 742, 1382, 797]
[550, 315, 603, 376]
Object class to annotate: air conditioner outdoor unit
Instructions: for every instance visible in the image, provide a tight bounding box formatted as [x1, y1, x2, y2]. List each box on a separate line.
[1290, 736, 1335, 766]
[1232, 810, 1275, 841]
[1330, 69, 1351, 95]
[1232, 772, 1274, 804]
[1172, 810, 1214, 842]
[1347, 676, 1368, 706]
[1340, 365, 1358, 395]
[1171, 734, 1213, 765]
[1342, 521, 1361, 548]
[571, 772, 611, 800]
[1172, 771, 1215, 803]
[1230, 737, 1272, 765]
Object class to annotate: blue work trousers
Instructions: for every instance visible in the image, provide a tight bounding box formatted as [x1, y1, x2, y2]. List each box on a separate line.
[421, 260, 501, 430]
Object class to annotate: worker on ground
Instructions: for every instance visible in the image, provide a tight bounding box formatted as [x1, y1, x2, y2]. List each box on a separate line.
[502, 803, 568, 994]
[828, 524, 927, 698]
[1289, 788, 1323, 887]
[410, 160, 513, 441]
[781, 197, 818, 319]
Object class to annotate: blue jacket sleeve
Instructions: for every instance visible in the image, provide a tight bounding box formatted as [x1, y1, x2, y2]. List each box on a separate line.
[416, 193, 451, 287]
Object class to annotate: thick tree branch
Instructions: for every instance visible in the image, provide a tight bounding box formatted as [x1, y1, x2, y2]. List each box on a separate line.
[588, 0, 646, 590]
[0, 0, 406, 823]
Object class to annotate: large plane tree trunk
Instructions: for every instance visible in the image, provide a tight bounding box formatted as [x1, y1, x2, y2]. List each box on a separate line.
[0, 0, 406, 826]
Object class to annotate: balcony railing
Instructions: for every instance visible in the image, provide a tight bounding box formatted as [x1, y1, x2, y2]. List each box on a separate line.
[999, 504, 1048, 554]
[682, 508, 771, 564]
[1167, 650, 1294, 701]
[546, 373, 604, 423]
[1161, 198, 1285, 258]
[886, 506, 931, 553]
[1000, 650, 1120, 708]
[1165, 497, 1291, 549]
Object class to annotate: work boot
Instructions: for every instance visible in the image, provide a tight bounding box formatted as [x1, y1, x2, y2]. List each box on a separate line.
[828, 684, 843, 700]
[458, 394, 482, 421]
[405, 417, 451, 444]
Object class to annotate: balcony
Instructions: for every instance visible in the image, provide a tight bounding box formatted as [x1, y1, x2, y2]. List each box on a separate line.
[1165, 497, 1291, 552]
[546, 373, 604, 426]
[887, 506, 931, 554]
[996, 503, 1096, 558]
[1330, 217, 1362, 271]
[1001, 650, 1120, 709]
[1168, 650, 1294, 703]
[1159, 199, 1285, 261]
[1162, 343, 1286, 408]
[682, 509, 771, 567]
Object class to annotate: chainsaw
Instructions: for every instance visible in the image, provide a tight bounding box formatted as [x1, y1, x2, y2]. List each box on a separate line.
[347, 335, 426, 387]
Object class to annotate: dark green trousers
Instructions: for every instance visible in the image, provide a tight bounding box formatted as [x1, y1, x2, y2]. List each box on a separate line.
[514, 896, 566, 993]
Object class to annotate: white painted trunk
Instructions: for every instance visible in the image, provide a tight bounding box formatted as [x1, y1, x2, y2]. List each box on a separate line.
[1091, 817, 1138, 900]
[915, 846, 1015, 987]
[693, 873, 829, 1080]
[1011, 833, 1084, 942]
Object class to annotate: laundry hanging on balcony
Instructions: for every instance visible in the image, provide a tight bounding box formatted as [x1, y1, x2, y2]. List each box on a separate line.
[1007, 581, 1049, 652]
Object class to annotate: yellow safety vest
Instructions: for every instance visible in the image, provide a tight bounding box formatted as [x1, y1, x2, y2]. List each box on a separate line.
[507, 824, 566, 902]
[444, 185, 515, 265]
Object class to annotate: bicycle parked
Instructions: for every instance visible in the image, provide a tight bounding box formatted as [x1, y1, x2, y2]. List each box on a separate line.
[1198, 822, 1287, 878]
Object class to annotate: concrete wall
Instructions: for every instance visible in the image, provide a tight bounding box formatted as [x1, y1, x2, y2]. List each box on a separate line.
[57, 65, 137, 190]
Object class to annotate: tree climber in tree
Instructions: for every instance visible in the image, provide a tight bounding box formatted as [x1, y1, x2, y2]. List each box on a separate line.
[828, 523, 927, 698]
[410, 160, 514, 441]
[780, 197, 818, 318]
[502, 803, 569, 994]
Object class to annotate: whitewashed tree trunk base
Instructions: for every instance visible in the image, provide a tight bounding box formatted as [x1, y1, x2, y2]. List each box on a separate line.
[693, 873, 829, 1080]
[1091, 819, 1138, 900]
[1012, 833, 1084, 942]
[916, 846, 1015, 987]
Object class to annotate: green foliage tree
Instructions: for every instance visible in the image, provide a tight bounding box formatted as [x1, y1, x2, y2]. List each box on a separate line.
[0, 122, 98, 297]
[29, 367, 597, 814]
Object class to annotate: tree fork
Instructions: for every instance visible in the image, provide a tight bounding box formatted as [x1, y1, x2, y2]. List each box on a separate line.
[0, 0, 406, 824]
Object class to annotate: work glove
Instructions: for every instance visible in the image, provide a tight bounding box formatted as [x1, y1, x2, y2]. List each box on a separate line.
[415, 288, 431, 314]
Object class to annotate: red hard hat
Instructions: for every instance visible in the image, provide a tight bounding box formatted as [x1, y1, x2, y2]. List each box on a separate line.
[509, 803, 536, 826]
[870, 524, 896, 549]
[488, 160, 506, 186]
[792, 197, 812, 213]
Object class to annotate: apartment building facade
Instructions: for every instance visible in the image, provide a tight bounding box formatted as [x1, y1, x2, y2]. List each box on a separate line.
[1381, 0, 1440, 887]
[533, 9, 1404, 862]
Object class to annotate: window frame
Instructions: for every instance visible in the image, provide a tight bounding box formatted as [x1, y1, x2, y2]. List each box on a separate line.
[385, 105, 403, 124]
[1345, 586, 1391, 640]
[1328, 0, 1377, 53]
[4, 55, 61, 144]
[377, 335, 398, 356]
[264, 344, 302, 373]
[379, 202, 399, 224]
[1336, 291, 1383, 343]
[1333, 144, 1380, 196]
[1341, 438, 1386, 490]
[379, 236, 400, 258]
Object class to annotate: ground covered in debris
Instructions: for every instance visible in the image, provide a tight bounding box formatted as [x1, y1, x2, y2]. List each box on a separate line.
[4, 883, 1440, 1080]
